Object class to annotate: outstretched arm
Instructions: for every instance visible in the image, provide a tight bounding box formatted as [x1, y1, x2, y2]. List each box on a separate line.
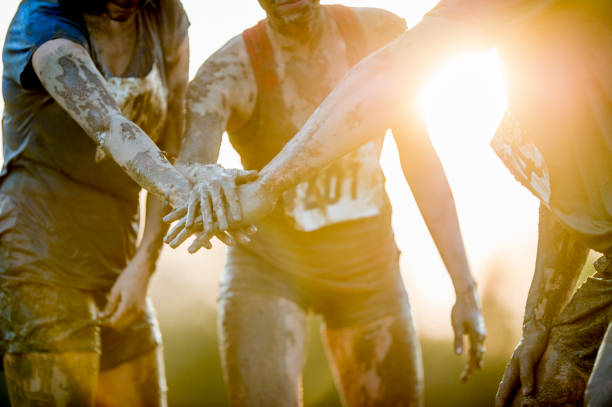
[393, 114, 486, 381]
[496, 205, 589, 406]
[101, 36, 190, 328]
[32, 38, 191, 207]
[254, 15, 488, 196]
[164, 35, 258, 251]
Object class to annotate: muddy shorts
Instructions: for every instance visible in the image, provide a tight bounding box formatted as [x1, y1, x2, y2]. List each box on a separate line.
[0, 282, 161, 371]
[220, 244, 410, 329]
[547, 269, 612, 375]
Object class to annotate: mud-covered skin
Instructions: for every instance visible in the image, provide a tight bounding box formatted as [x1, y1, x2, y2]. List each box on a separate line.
[32, 39, 191, 208]
[324, 313, 424, 407]
[4, 346, 166, 407]
[496, 205, 590, 406]
[218, 292, 423, 407]
[96, 347, 168, 407]
[218, 293, 308, 407]
[4, 352, 99, 407]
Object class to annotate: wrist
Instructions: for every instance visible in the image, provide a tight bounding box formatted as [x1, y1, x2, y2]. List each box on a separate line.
[129, 252, 156, 276]
[454, 277, 477, 299]
[523, 314, 551, 332]
[166, 178, 191, 208]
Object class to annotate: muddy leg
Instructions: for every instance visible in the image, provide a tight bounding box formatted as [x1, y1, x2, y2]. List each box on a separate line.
[323, 308, 424, 407]
[4, 352, 99, 406]
[218, 292, 308, 407]
[96, 346, 167, 407]
[585, 321, 612, 407]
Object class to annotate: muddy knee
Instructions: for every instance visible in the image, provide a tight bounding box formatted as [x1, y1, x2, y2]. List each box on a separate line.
[324, 313, 423, 407]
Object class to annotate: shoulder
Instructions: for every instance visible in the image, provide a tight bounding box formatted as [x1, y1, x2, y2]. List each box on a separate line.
[195, 34, 251, 78]
[4, 0, 89, 89]
[350, 7, 407, 52]
[189, 34, 257, 130]
[190, 34, 255, 98]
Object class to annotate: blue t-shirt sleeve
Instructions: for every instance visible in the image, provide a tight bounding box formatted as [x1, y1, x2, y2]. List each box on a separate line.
[3, 0, 89, 90]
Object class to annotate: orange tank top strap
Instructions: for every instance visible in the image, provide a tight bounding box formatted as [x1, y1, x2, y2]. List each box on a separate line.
[326, 4, 368, 66]
[242, 20, 279, 94]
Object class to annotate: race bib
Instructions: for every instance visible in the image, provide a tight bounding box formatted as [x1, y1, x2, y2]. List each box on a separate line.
[282, 140, 386, 232]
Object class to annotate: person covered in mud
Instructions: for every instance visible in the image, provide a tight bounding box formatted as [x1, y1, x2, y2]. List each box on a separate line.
[169, 0, 612, 406]
[165, 0, 485, 405]
[0, 0, 211, 405]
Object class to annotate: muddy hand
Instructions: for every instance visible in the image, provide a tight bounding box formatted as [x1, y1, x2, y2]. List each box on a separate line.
[164, 211, 257, 252]
[451, 288, 486, 382]
[495, 322, 548, 406]
[167, 164, 257, 229]
[100, 259, 150, 331]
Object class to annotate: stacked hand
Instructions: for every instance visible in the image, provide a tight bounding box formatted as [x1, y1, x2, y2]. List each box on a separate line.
[163, 163, 279, 252]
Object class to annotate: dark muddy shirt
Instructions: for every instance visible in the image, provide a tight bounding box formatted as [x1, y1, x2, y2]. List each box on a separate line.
[2, 0, 189, 200]
[429, 0, 612, 253]
[0, 0, 189, 290]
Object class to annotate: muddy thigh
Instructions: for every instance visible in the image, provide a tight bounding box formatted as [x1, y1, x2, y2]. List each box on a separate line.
[323, 310, 424, 407]
[96, 346, 167, 407]
[3, 352, 99, 407]
[218, 292, 308, 407]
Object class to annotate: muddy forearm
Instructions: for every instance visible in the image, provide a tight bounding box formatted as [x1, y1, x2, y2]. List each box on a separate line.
[524, 205, 589, 329]
[32, 39, 190, 207]
[257, 43, 401, 194]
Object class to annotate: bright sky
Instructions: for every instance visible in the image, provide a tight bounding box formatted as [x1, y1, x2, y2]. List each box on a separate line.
[0, 0, 541, 337]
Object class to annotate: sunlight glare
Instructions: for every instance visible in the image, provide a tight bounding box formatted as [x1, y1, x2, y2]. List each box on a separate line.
[419, 48, 508, 155]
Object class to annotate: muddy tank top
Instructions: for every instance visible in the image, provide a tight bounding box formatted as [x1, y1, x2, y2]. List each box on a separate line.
[227, 5, 400, 286]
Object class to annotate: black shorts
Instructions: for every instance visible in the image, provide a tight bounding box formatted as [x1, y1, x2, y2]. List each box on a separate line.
[0, 281, 161, 371]
[220, 244, 411, 329]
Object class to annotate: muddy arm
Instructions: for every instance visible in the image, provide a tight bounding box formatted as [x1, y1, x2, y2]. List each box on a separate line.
[178, 35, 256, 168]
[253, 16, 488, 196]
[393, 114, 485, 381]
[32, 38, 191, 207]
[496, 204, 589, 406]
[162, 36, 258, 250]
[524, 205, 590, 328]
